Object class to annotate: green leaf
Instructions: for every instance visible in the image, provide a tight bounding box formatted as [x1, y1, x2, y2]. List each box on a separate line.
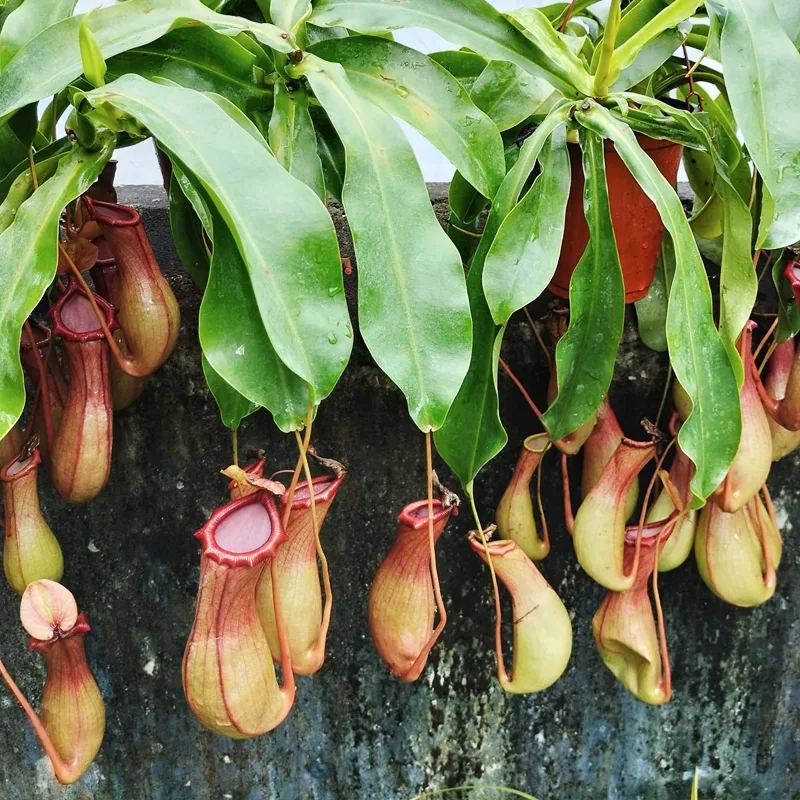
[270, 0, 310, 32]
[0, 134, 114, 441]
[78, 12, 106, 88]
[0, 0, 75, 68]
[773, 251, 799, 342]
[429, 49, 488, 92]
[268, 78, 325, 201]
[626, 92, 757, 385]
[577, 102, 740, 503]
[0, 0, 293, 124]
[311, 35, 505, 199]
[309, 104, 345, 202]
[169, 171, 210, 290]
[447, 169, 487, 264]
[469, 60, 553, 132]
[774, 0, 800, 44]
[435, 105, 571, 486]
[609, 0, 701, 83]
[310, 0, 591, 97]
[634, 238, 673, 353]
[711, 0, 800, 249]
[483, 124, 570, 325]
[542, 128, 624, 441]
[0, 142, 65, 231]
[105, 25, 273, 115]
[297, 55, 471, 431]
[506, 5, 593, 90]
[197, 194, 311, 432]
[202, 355, 260, 431]
[612, 28, 685, 92]
[84, 75, 351, 401]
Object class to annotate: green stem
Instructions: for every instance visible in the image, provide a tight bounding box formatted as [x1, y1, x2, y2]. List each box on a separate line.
[593, 0, 622, 97]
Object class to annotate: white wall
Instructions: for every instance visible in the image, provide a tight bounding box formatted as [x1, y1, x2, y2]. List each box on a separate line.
[72, 0, 547, 185]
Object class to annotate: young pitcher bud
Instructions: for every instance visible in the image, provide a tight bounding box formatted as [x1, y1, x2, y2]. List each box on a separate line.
[495, 433, 549, 560]
[695, 492, 781, 607]
[368, 500, 455, 682]
[2, 580, 106, 785]
[469, 536, 571, 693]
[2, 448, 63, 594]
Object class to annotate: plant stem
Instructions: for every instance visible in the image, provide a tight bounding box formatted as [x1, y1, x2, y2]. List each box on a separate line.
[468, 490, 507, 683]
[294, 404, 333, 661]
[498, 357, 543, 420]
[593, 0, 622, 97]
[231, 429, 238, 467]
[0, 655, 78, 784]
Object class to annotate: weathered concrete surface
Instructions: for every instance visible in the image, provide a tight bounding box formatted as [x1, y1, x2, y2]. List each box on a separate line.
[0, 186, 797, 800]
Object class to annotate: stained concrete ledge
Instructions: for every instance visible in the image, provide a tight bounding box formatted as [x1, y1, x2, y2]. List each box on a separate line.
[0, 186, 796, 800]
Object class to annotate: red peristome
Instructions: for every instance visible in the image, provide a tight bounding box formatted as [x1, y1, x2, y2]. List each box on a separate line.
[183, 489, 295, 737]
[48, 279, 117, 504]
[368, 500, 454, 682]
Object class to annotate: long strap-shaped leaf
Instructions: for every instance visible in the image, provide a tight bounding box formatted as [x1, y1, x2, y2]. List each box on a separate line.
[271, 0, 311, 33]
[203, 355, 260, 432]
[296, 55, 471, 431]
[105, 26, 274, 115]
[0, 0, 75, 67]
[269, 78, 325, 202]
[196, 186, 311, 432]
[0, 133, 114, 440]
[577, 102, 740, 503]
[710, 0, 800, 249]
[435, 106, 571, 487]
[310, 35, 505, 200]
[483, 124, 571, 325]
[83, 75, 351, 402]
[310, 0, 591, 98]
[542, 128, 625, 442]
[0, 0, 292, 124]
[622, 92, 756, 386]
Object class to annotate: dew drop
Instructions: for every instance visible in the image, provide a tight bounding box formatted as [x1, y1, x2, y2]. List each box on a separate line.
[327, 332, 338, 344]
[328, 285, 343, 297]
[396, 85, 410, 98]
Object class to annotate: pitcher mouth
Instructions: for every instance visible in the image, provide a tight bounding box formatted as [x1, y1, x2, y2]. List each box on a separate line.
[398, 499, 453, 531]
[1, 447, 42, 481]
[28, 613, 91, 653]
[83, 196, 141, 228]
[48, 278, 119, 343]
[195, 491, 287, 568]
[624, 511, 679, 547]
[282, 474, 346, 510]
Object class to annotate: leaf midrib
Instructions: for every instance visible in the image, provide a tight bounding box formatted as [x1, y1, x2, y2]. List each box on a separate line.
[311, 65, 431, 424]
[105, 86, 320, 390]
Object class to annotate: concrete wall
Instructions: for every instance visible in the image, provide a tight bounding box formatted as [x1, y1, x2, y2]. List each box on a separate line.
[0, 187, 797, 800]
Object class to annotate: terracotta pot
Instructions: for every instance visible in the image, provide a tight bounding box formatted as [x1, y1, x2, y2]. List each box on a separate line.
[549, 136, 683, 303]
